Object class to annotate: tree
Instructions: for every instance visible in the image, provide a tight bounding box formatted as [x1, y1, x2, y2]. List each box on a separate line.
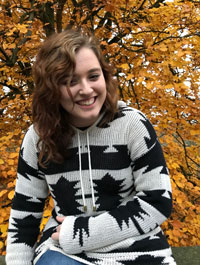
[0, 0, 200, 254]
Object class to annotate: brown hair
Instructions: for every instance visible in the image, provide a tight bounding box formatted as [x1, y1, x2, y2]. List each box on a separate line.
[32, 29, 118, 167]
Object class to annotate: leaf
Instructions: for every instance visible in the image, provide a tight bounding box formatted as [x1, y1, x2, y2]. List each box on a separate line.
[0, 190, 7, 197]
[190, 130, 200, 136]
[171, 220, 182, 229]
[176, 197, 182, 204]
[8, 190, 15, 200]
[121, 63, 129, 70]
[0, 241, 4, 249]
[171, 162, 179, 169]
[0, 225, 8, 233]
[8, 43, 16, 49]
[9, 153, 18, 159]
[7, 160, 14, 166]
[127, 74, 134, 80]
[101, 41, 107, 46]
[7, 182, 15, 188]
[16, 24, 28, 34]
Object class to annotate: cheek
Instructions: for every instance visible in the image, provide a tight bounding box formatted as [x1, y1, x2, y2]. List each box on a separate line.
[103, 82, 107, 97]
[99, 78, 107, 93]
[59, 92, 73, 112]
[60, 87, 73, 102]
[60, 94, 69, 106]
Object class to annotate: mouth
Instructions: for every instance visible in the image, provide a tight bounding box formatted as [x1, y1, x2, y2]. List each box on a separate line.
[76, 97, 96, 106]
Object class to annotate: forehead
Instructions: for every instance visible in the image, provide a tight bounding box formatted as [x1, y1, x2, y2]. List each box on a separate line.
[74, 47, 101, 73]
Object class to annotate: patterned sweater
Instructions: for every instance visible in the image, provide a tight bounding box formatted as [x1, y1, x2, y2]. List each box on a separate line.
[6, 101, 176, 265]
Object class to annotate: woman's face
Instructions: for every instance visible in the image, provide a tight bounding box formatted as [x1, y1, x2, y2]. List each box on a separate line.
[59, 47, 107, 127]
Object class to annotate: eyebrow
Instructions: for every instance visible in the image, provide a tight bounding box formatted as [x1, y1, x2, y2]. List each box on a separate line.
[87, 68, 101, 74]
[71, 68, 101, 78]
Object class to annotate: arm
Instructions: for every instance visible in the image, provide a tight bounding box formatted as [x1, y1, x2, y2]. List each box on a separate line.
[6, 125, 49, 265]
[58, 110, 172, 254]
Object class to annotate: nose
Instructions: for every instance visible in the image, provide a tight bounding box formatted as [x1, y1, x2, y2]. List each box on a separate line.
[79, 80, 93, 95]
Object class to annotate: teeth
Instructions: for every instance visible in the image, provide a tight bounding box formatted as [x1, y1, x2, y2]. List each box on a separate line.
[78, 98, 95, 106]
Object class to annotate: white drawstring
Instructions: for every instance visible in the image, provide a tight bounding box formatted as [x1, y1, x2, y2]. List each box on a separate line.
[86, 131, 97, 211]
[77, 132, 87, 212]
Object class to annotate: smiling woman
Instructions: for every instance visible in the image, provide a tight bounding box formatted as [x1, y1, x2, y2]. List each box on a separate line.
[6, 29, 177, 265]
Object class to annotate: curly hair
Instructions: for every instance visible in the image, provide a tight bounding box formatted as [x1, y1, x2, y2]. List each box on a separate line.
[32, 29, 118, 167]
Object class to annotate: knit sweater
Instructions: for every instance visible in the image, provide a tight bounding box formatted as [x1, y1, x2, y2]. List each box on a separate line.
[6, 101, 176, 265]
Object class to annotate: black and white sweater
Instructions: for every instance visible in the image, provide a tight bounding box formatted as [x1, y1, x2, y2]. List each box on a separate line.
[6, 101, 176, 265]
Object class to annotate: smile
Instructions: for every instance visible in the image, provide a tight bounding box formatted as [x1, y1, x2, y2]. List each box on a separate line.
[77, 97, 96, 106]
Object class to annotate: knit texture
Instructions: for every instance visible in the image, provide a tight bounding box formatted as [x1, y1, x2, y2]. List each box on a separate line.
[6, 101, 176, 265]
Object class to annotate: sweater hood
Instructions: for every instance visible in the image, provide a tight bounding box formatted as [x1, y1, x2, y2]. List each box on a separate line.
[117, 100, 127, 108]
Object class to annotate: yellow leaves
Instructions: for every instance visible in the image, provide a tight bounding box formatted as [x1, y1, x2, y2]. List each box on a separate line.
[172, 229, 182, 238]
[0, 225, 8, 234]
[137, 77, 144, 83]
[0, 190, 7, 197]
[171, 220, 182, 229]
[7, 170, 16, 177]
[120, 63, 129, 70]
[146, 82, 154, 90]
[159, 45, 168, 52]
[176, 197, 183, 204]
[0, 241, 4, 249]
[0, 159, 4, 165]
[39, 196, 53, 232]
[2, 43, 16, 50]
[0, 224, 8, 239]
[24, 116, 30, 121]
[104, 3, 116, 12]
[8, 190, 15, 201]
[7, 181, 15, 188]
[43, 209, 52, 218]
[190, 129, 200, 136]
[9, 152, 18, 159]
[6, 24, 28, 36]
[171, 162, 179, 169]
[6, 28, 16, 37]
[7, 160, 14, 166]
[126, 74, 134, 80]
[177, 49, 187, 58]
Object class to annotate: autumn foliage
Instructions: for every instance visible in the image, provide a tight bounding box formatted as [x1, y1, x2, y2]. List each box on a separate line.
[0, 0, 200, 255]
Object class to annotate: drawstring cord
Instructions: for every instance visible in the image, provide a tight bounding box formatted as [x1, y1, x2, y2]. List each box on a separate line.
[77, 132, 87, 212]
[77, 131, 97, 212]
[86, 131, 97, 212]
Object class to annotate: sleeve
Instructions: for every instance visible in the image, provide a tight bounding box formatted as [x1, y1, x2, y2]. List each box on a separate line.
[6, 125, 49, 265]
[58, 110, 172, 254]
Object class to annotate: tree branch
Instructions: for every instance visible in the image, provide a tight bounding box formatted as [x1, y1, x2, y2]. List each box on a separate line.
[56, 0, 67, 33]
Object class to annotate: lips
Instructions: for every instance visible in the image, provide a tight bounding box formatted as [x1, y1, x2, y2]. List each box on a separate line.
[76, 97, 96, 106]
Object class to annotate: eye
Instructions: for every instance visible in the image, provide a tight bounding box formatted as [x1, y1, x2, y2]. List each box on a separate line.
[70, 78, 78, 86]
[60, 78, 69, 87]
[89, 74, 100, 81]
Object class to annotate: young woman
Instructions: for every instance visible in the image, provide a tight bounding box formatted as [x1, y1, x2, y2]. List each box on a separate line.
[6, 30, 177, 265]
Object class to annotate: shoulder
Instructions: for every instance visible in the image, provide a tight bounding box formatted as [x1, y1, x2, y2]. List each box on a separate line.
[97, 101, 151, 131]
[23, 124, 39, 140]
[20, 124, 39, 152]
[113, 101, 149, 125]
[17, 124, 40, 169]
[115, 101, 157, 142]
